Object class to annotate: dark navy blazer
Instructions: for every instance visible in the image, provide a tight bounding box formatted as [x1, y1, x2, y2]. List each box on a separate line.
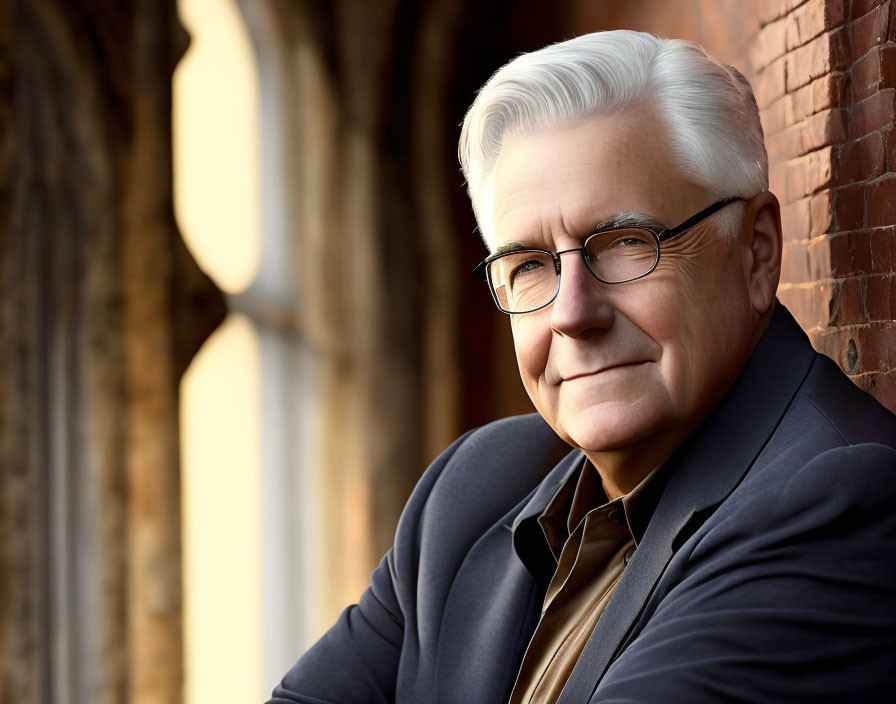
[269, 305, 896, 703]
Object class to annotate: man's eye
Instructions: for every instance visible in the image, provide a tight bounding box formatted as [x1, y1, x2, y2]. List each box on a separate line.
[510, 258, 544, 283]
[611, 235, 651, 248]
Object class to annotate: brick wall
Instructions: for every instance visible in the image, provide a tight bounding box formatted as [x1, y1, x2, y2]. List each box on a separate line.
[754, 0, 896, 413]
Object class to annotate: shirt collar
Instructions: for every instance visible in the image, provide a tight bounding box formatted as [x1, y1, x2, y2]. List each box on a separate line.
[536, 457, 666, 560]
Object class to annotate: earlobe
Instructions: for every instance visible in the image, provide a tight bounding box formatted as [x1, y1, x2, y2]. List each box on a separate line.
[743, 191, 782, 316]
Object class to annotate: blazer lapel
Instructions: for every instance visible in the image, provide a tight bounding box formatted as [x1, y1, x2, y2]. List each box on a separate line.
[558, 304, 817, 704]
[510, 448, 585, 584]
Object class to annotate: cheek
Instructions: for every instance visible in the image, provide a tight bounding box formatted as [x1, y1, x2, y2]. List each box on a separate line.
[511, 316, 551, 389]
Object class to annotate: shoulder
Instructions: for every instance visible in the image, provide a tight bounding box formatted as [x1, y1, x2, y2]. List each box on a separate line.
[707, 442, 896, 553]
[401, 413, 566, 516]
[798, 351, 896, 446]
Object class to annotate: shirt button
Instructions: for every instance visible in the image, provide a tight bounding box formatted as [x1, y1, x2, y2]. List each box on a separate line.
[607, 508, 623, 524]
[624, 546, 635, 565]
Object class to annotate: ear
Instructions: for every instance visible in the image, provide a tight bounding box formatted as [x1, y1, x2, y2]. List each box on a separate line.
[740, 191, 782, 317]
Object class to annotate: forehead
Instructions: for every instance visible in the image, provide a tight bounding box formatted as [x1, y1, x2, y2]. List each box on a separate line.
[491, 107, 707, 247]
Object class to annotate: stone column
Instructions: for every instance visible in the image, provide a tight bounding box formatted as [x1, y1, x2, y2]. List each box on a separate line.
[0, 1, 225, 702]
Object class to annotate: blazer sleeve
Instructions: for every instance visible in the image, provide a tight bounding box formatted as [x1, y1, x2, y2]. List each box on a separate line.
[591, 443, 896, 704]
[265, 429, 477, 704]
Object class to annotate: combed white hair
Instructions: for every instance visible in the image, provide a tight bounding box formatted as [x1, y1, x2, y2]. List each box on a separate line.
[458, 30, 768, 250]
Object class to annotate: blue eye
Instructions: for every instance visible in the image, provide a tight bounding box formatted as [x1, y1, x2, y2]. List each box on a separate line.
[610, 234, 653, 248]
[516, 259, 543, 273]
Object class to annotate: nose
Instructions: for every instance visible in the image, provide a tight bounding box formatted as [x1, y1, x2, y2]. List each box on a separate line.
[549, 251, 615, 336]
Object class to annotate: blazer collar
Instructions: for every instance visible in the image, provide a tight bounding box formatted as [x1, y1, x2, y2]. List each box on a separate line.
[511, 448, 585, 585]
[553, 303, 817, 703]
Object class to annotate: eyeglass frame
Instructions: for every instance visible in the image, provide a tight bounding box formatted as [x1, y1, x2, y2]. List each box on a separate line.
[472, 196, 747, 315]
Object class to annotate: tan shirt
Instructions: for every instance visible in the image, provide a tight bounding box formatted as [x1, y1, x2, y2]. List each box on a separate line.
[508, 460, 662, 704]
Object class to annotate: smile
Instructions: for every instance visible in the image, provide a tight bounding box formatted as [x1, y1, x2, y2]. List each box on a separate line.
[562, 361, 649, 381]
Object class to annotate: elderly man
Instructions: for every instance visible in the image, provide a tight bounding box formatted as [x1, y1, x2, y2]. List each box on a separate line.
[269, 31, 896, 703]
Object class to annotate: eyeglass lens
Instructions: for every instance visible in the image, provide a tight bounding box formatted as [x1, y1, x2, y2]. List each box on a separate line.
[489, 228, 659, 313]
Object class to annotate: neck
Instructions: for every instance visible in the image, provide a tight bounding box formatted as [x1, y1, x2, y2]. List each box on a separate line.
[583, 427, 688, 500]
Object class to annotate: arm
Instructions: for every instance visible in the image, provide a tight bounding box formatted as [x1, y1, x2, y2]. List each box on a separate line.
[593, 444, 896, 703]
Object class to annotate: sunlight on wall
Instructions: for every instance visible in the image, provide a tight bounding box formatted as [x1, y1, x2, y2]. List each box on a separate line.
[181, 313, 263, 704]
[174, 0, 260, 294]
[175, 0, 264, 701]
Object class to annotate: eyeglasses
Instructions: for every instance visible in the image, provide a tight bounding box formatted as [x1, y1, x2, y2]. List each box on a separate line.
[473, 197, 745, 315]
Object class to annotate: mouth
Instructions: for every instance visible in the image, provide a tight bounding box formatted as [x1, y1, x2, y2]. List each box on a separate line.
[562, 361, 648, 381]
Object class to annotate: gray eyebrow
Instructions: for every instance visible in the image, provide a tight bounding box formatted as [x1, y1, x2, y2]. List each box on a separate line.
[493, 241, 529, 256]
[591, 212, 666, 233]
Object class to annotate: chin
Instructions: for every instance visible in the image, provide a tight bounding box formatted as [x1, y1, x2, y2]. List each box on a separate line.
[553, 402, 666, 454]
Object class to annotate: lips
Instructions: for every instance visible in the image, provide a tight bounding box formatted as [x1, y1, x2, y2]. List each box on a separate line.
[561, 361, 648, 381]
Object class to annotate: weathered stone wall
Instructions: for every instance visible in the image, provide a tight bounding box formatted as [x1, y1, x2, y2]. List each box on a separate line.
[0, 1, 224, 702]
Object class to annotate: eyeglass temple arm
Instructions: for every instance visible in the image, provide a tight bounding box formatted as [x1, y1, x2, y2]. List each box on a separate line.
[656, 196, 746, 243]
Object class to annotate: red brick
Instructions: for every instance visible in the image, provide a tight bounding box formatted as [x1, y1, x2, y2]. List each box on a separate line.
[786, 27, 851, 92]
[832, 24, 853, 69]
[849, 1, 890, 59]
[812, 71, 849, 112]
[808, 235, 832, 278]
[850, 45, 882, 102]
[753, 17, 788, 66]
[782, 242, 811, 282]
[855, 323, 894, 369]
[850, 370, 877, 391]
[890, 0, 896, 41]
[755, 56, 787, 108]
[760, 97, 788, 136]
[848, 88, 896, 140]
[888, 128, 896, 170]
[784, 83, 811, 124]
[829, 232, 850, 274]
[788, 0, 847, 49]
[816, 281, 837, 327]
[760, 0, 788, 25]
[852, 0, 887, 19]
[817, 280, 838, 327]
[809, 146, 834, 193]
[838, 277, 866, 323]
[770, 162, 788, 196]
[865, 174, 896, 226]
[866, 274, 893, 319]
[815, 324, 848, 359]
[803, 108, 848, 151]
[880, 45, 896, 88]
[810, 190, 835, 233]
[836, 130, 885, 184]
[782, 197, 812, 238]
[832, 185, 865, 231]
[768, 123, 802, 162]
[891, 275, 896, 315]
[768, 124, 805, 162]
[848, 229, 875, 273]
[870, 227, 895, 272]
[778, 284, 823, 330]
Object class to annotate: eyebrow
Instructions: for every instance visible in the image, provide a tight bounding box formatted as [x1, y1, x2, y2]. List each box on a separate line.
[591, 211, 666, 234]
[493, 241, 530, 256]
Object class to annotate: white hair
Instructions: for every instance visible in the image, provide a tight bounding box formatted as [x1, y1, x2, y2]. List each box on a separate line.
[458, 30, 768, 250]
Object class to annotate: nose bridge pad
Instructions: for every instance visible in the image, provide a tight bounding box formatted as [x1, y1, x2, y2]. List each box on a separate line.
[552, 248, 595, 309]
[554, 247, 591, 283]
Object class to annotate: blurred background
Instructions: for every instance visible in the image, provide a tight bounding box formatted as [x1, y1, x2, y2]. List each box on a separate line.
[2, 0, 895, 702]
